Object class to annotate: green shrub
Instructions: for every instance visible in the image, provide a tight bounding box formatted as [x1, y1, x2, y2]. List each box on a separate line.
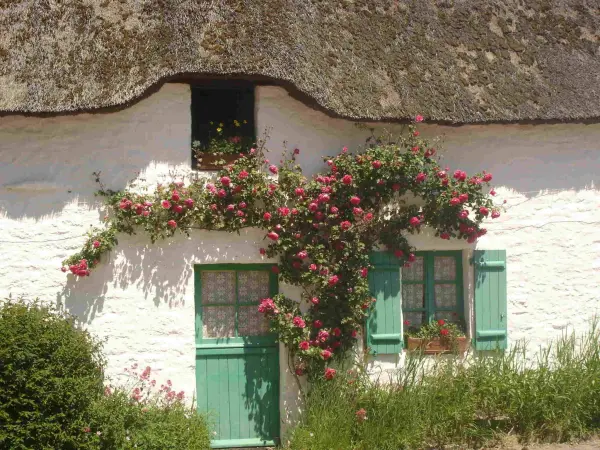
[288, 323, 600, 450]
[0, 298, 105, 450]
[88, 364, 210, 450]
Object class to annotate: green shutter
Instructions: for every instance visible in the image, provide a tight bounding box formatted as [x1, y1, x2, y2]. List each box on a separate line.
[367, 252, 402, 355]
[474, 250, 507, 351]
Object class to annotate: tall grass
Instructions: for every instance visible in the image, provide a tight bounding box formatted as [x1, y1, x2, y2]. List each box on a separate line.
[288, 323, 600, 449]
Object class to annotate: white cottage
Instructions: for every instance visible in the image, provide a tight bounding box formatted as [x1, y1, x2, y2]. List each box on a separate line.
[0, 1, 599, 448]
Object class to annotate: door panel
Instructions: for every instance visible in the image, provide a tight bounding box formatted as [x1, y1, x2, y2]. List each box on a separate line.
[195, 265, 280, 448]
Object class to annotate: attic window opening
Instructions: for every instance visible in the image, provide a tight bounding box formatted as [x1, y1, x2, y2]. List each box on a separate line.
[191, 81, 256, 170]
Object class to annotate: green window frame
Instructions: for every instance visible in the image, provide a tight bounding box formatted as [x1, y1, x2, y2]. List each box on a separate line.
[402, 251, 464, 328]
[194, 264, 278, 348]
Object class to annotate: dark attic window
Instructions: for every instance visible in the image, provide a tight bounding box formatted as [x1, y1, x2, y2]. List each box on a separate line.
[191, 81, 256, 170]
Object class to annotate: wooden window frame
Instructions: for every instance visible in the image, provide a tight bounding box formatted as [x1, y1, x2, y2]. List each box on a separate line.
[402, 251, 464, 325]
[194, 264, 278, 348]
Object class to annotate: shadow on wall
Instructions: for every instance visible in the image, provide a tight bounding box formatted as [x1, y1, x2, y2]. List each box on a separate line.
[57, 229, 269, 323]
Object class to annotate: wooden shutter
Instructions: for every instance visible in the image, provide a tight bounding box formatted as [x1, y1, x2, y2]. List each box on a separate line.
[367, 252, 402, 355]
[473, 250, 507, 350]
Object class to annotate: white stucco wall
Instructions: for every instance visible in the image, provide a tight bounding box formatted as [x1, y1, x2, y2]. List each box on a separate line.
[1, 83, 600, 434]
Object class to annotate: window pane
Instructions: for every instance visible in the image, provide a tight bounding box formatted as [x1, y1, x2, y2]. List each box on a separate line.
[434, 256, 457, 281]
[238, 306, 271, 336]
[202, 306, 235, 338]
[404, 312, 425, 329]
[201, 271, 236, 304]
[434, 284, 457, 308]
[435, 311, 461, 324]
[237, 271, 270, 304]
[402, 284, 425, 309]
[402, 256, 424, 281]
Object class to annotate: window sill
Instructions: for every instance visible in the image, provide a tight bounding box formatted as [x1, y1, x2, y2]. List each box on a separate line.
[194, 153, 240, 171]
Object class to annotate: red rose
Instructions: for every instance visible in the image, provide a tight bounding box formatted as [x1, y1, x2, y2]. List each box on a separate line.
[292, 261, 302, 269]
[161, 200, 171, 209]
[360, 267, 368, 278]
[226, 204, 235, 212]
[271, 265, 280, 274]
[415, 114, 424, 122]
[438, 319, 445, 326]
[330, 206, 339, 214]
[491, 210, 501, 219]
[394, 250, 404, 258]
[292, 316, 306, 328]
[453, 170, 467, 181]
[440, 232, 450, 240]
[267, 231, 279, 241]
[353, 207, 363, 216]
[403, 320, 410, 326]
[479, 206, 489, 216]
[308, 202, 318, 212]
[392, 183, 401, 191]
[364, 212, 373, 222]
[236, 210, 244, 217]
[294, 148, 300, 155]
[342, 175, 353, 185]
[351, 330, 358, 338]
[450, 197, 460, 206]
[459, 193, 469, 203]
[259, 248, 266, 255]
[297, 250, 308, 259]
[458, 210, 468, 219]
[415, 172, 426, 183]
[217, 189, 226, 198]
[350, 196, 361, 205]
[278, 207, 290, 216]
[311, 297, 320, 305]
[356, 408, 367, 423]
[333, 327, 342, 337]
[299, 341, 310, 351]
[238, 170, 249, 179]
[483, 173, 493, 182]
[340, 221, 352, 230]
[295, 367, 304, 376]
[185, 198, 194, 208]
[440, 328, 450, 336]
[409, 216, 420, 227]
[372, 160, 382, 169]
[263, 212, 272, 220]
[309, 264, 317, 271]
[408, 253, 416, 262]
[167, 220, 177, 228]
[328, 275, 339, 286]
[295, 187, 305, 196]
[171, 191, 180, 202]
[220, 176, 231, 186]
[313, 320, 323, 329]
[324, 368, 336, 380]
[490, 189, 496, 196]
[269, 165, 278, 174]
[173, 205, 183, 213]
[321, 349, 332, 360]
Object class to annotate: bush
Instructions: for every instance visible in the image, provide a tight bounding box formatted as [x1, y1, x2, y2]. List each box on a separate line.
[87, 364, 210, 450]
[0, 298, 105, 450]
[287, 323, 600, 450]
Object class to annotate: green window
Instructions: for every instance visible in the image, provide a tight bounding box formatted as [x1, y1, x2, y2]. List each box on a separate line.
[402, 251, 464, 329]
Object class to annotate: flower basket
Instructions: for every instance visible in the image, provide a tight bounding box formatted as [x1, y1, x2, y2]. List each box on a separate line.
[406, 336, 470, 355]
[195, 153, 239, 170]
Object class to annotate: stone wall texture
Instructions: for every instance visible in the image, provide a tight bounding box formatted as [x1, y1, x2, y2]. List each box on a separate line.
[1, 83, 599, 432]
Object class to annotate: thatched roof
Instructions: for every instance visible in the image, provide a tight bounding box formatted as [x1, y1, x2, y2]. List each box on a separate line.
[1, 0, 599, 123]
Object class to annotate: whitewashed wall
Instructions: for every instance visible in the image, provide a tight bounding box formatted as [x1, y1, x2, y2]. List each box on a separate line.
[1, 83, 599, 434]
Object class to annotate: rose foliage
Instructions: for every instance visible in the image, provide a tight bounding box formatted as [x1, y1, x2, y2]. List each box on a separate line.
[63, 121, 499, 379]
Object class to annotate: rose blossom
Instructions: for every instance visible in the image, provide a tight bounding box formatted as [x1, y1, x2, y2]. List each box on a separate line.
[492, 210, 501, 219]
[483, 173, 493, 182]
[269, 165, 278, 174]
[313, 320, 323, 329]
[167, 220, 177, 228]
[459, 193, 469, 203]
[311, 297, 320, 305]
[342, 174, 352, 185]
[161, 200, 171, 209]
[328, 275, 339, 286]
[321, 349, 332, 360]
[299, 341, 310, 351]
[263, 212, 272, 220]
[415, 114, 424, 122]
[292, 316, 306, 328]
[479, 206, 489, 216]
[295, 187, 305, 196]
[372, 160, 382, 169]
[409, 216, 420, 227]
[450, 197, 460, 206]
[415, 172, 426, 183]
[93, 241, 100, 248]
[220, 176, 231, 186]
[360, 267, 368, 278]
[458, 210, 469, 219]
[297, 250, 308, 259]
[324, 368, 336, 380]
[350, 196, 361, 205]
[340, 221, 351, 230]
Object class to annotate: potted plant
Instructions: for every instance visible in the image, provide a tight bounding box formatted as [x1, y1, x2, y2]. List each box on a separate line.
[405, 319, 469, 355]
[193, 119, 254, 170]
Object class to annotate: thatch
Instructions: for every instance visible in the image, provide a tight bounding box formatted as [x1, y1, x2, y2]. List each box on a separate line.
[0, 0, 599, 123]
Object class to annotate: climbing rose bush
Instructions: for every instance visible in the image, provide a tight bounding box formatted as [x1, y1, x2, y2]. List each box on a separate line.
[63, 120, 499, 378]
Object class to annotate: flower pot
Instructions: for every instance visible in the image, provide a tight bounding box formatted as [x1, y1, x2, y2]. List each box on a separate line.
[195, 153, 239, 170]
[406, 336, 470, 355]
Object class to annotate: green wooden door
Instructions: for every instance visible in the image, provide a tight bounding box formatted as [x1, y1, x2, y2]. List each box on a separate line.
[194, 265, 280, 448]
[367, 252, 402, 355]
[473, 250, 507, 350]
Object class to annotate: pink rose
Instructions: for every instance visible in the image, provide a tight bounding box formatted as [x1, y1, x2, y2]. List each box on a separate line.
[308, 202, 318, 212]
[340, 221, 352, 231]
[328, 275, 339, 286]
[263, 212, 272, 220]
[238, 202, 247, 209]
[324, 368, 336, 380]
[353, 207, 363, 216]
[167, 220, 177, 228]
[299, 341, 310, 351]
[278, 207, 290, 216]
[297, 250, 308, 259]
[321, 349, 332, 360]
[292, 316, 306, 328]
[238, 170, 249, 179]
[236, 210, 244, 217]
[409, 216, 420, 227]
[220, 176, 231, 186]
[185, 198, 194, 208]
[173, 204, 183, 213]
[459, 193, 469, 203]
[360, 267, 368, 278]
[453, 170, 467, 181]
[479, 206, 489, 216]
[372, 160, 382, 169]
[483, 173, 493, 182]
[217, 189, 226, 198]
[492, 210, 501, 219]
[269, 165, 278, 174]
[350, 196, 361, 205]
[364, 212, 373, 222]
[342, 175, 352, 185]
[437, 170, 447, 179]
[330, 206, 339, 214]
[311, 296, 320, 305]
[171, 191, 180, 202]
[458, 210, 469, 219]
[295, 187, 305, 196]
[161, 200, 171, 209]
[415, 114, 424, 122]
[226, 204, 235, 212]
[93, 240, 100, 248]
[267, 231, 279, 241]
[415, 172, 426, 183]
[450, 198, 460, 206]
